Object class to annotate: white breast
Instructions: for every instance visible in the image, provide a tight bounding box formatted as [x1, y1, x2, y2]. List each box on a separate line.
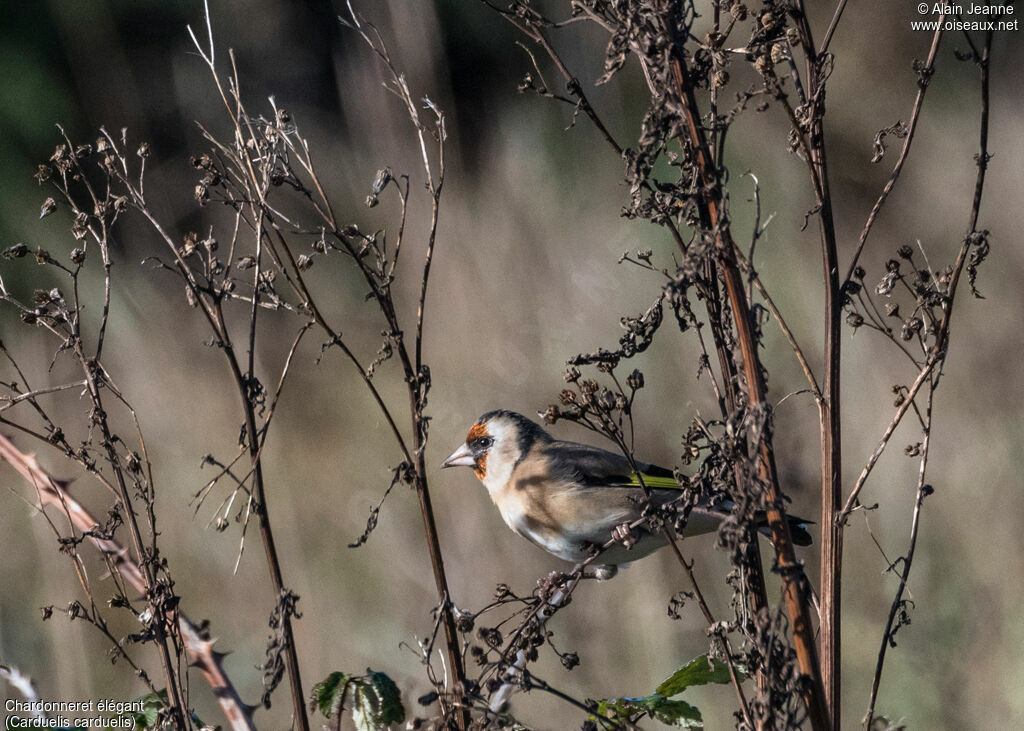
[498, 498, 587, 562]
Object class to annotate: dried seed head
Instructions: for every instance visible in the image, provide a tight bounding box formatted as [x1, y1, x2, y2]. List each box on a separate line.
[39, 198, 58, 219]
[897, 244, 914, 259]
[730, 3, 747, 20]
[476, 626, 503, 649]
[627, 369, 644, 390]
[50, 144, 69, 165]
[181, 232, 198, 257]
[3, 243, 28, 259]
[876, 271, 897, 296]
[372, 168, 392, 195]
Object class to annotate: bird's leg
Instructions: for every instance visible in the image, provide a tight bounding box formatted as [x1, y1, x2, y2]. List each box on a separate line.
[576, 563, 618, 581]
[611, 522, 638, 549]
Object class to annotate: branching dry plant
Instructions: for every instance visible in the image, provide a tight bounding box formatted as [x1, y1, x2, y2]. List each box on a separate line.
[0, 1, 999, 730]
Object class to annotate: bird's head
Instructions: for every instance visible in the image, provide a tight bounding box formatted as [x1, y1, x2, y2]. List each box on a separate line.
[441, 410, 552, 487]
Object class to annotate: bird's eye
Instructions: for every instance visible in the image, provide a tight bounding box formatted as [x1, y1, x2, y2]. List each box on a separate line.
[472, 436, 493, 449]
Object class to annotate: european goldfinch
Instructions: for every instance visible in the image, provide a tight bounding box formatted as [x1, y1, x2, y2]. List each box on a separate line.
[442, 410, 811, 575]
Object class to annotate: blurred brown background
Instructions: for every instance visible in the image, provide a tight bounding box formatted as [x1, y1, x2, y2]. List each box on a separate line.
[1, 1, 1022, 728]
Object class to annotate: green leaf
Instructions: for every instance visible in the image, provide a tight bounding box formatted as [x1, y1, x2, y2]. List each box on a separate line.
[594, 654, 744, 729]
[129, 689, 207, 730]
[650, 698, 703, 727]
[310, 671, 353, 719]
[655, 654, 742, 697]
[596, 695, 703, 728]
[350, 669, 405, 731]
[314, 669, 405, 730]
[363, 670, 405, 726]
[132, 690, 168, 729]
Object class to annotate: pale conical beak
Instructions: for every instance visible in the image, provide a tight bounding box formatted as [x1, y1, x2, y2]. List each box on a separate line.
[441, 443, 475, 468]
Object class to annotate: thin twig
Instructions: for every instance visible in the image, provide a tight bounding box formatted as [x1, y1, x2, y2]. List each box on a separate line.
[844, 23, 946, 282]
[0, 434, 255, 730]
[862, 385, 934, 727]
[663, 532, 752, 728]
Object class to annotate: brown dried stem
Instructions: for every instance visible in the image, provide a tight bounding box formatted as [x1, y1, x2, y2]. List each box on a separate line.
[664, 35, 830, 731]
[784, 5, 845, 722]
[0, 434, 255, 731]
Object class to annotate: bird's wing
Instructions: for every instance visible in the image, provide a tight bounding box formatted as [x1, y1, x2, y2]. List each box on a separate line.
[542, 440, 679, 490]
[540, 440, 813, 544]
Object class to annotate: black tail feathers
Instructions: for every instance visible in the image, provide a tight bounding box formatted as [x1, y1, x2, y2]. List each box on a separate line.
[756, 513, 814, 546]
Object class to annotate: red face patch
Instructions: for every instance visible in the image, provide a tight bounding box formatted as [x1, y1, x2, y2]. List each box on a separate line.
[466, 422, 489, 479]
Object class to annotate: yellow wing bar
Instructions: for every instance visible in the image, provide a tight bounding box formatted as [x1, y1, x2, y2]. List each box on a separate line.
[625, 471, 679, 489]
